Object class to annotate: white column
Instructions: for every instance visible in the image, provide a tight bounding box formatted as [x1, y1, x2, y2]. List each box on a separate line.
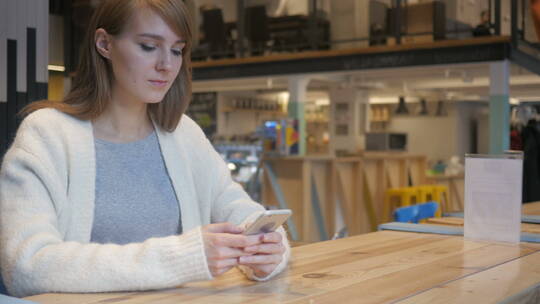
[287, 76, 310, 155]
[329, 87, 368, 155]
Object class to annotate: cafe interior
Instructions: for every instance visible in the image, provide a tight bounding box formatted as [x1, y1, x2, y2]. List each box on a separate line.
[3, 0, 540, 302]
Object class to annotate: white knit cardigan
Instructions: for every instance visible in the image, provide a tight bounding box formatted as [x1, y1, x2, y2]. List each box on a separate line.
[0, 108, 290, 298]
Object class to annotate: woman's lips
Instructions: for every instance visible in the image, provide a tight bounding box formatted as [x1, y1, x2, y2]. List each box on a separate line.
[148, 80, 168, 88]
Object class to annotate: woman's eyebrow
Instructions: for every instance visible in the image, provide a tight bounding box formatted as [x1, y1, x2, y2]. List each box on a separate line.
[137, 33, 185, 44]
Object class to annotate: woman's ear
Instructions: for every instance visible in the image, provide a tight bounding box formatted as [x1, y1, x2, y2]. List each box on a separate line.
[95, 28, 112, 59]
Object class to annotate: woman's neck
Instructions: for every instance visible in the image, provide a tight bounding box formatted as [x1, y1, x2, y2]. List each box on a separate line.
[92, 98, 154, 143]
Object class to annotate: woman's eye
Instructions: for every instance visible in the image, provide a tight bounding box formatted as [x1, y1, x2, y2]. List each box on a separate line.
[139, 43, 156, 52]
[171, 49, 183, 57]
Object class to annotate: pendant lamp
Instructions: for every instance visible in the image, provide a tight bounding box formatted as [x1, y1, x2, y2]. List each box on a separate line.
[395, 96, 409, 114]
[435, 100, 447, 116]
[418, 99, 429, 115]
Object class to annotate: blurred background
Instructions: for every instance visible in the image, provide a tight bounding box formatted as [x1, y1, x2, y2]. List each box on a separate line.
[3, 0, 540, 241]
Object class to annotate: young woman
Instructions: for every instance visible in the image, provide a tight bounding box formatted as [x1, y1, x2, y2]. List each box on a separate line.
[0, 0, 289, 297]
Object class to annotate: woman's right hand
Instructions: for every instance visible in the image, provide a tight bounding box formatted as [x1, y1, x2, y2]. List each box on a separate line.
[201, 223, 262, 277]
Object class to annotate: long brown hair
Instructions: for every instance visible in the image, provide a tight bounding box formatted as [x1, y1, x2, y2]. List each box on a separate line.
[23, 0, 193, 132]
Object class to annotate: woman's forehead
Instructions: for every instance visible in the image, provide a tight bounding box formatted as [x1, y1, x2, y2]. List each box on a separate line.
[124, 8, 184, 42]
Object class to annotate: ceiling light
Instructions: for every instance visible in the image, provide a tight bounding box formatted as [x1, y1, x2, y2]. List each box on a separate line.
[418, 99, 429, 115]
[266, 78, 273, 89]
[462, 71, 473, 83]
[435, 100, 447, 116]
[47, 64, 65, 72]
[395, 96, 409, 114]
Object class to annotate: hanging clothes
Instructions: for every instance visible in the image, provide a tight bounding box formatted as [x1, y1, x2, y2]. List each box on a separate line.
[511, 129, 523, 150]
[522, 119, 540, 202]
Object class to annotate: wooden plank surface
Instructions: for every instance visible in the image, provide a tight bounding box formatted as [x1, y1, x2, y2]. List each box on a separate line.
[397, 251, 540, 304]
[523, 201, 540, 216]
[427, 173, 464, 211]
[25, 231, 540, 304]
[426, 217, 540, 234]
[445, 201, 540, 218]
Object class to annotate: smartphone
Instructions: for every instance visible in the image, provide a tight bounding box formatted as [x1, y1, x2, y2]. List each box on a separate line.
[243, 209, 292, 235]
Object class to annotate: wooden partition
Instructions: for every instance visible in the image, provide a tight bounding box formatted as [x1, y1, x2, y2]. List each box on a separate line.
[427, 173, 465, 212]
[261, 152, 428, 242]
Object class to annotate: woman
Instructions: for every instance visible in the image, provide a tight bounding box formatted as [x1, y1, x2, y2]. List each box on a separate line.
[0, 0, 289, 298]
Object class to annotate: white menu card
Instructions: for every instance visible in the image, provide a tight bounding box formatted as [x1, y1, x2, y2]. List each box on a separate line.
[464, 153, 523, 244]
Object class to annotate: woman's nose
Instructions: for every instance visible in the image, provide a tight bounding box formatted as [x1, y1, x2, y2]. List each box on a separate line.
[156, 51, 172, 72]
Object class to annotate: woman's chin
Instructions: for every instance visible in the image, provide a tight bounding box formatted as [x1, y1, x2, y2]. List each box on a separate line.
[143, 97, 165, 104]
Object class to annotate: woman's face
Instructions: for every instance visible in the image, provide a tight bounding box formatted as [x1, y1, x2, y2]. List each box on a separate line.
[97, 9, 185, 105]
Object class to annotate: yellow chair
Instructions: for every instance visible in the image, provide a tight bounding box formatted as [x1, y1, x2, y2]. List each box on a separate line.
[413, 185, 449, 216]
[383, 187, 420, 222]
[432, 185, 450, 212]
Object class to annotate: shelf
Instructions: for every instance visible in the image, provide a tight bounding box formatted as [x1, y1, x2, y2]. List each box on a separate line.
[307, 118, 329, 123]
[221, 107, 286, 116]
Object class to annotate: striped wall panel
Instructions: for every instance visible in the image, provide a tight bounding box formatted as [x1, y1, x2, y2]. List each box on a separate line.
[0, 0, 7, 155]
[0, 0, 49, 158]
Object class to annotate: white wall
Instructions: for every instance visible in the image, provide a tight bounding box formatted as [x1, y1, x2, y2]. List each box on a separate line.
[329, 0, 370, 49]
[194, 0, 312, 22]
[192, 0, 314, 45]
[384, 101, 488, 162]
[217, 92, 284, 136]
[329, 87, 368, 154]
[387, 111, 457, 162]
[443, 0, 489, 27]
[195, 0, 237, 22]
[455, 101, 486, 157]
[217, 93, 260, 136]
[219, 111, 260, 136]
[285, 0, 308, 15]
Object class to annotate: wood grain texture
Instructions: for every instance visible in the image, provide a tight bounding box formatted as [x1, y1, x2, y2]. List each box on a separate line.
[443, 201, 540, 218]
[261, 155, 427, 241]
[523, 202, 540, 216]
[397, 251, 540, 304]
[25, 231, 540, 304]
[425, 217, 540, 234]
[427, 174, 464, 211]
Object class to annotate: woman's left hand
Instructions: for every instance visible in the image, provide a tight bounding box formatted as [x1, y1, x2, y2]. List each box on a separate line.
[238, 231, 285, 278]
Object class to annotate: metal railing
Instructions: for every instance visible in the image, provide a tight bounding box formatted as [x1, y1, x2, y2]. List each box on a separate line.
[194, 0, 512, 61]
[512, 0, 540, 48]
[511, 0, 540, 73]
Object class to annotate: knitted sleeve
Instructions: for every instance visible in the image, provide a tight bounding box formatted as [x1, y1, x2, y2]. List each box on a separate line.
[183, 117, 291, 281]
[0, 145, 212, 297]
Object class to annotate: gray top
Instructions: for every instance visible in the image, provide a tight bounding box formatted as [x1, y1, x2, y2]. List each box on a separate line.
[91, 131, 181, 245]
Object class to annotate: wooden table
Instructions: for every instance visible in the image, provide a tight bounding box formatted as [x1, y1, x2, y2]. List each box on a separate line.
[25, 231, 540, 304]
[447, 201, 540, 219]
[523, 201, 540, 216]
[427, 173, 464, 212]
[425, 217, 540, 234]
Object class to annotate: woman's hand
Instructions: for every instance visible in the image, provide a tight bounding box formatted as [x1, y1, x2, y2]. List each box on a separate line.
[238, 231, 285, 278]
[201, 223, 262, 277]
